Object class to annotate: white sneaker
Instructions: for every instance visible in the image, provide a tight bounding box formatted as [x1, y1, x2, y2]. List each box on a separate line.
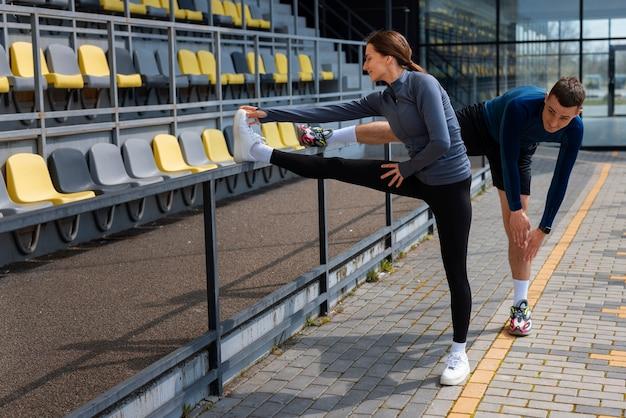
[233, 109, 265, 162]
[440, 351, 470, 386]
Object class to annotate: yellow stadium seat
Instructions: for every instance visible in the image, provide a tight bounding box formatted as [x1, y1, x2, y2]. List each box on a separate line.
[298, 54, 334, 81]
[201, 129, 235, 165]
[261, 122, 288, 149]
[6, 153, 95, 205]
[152, 134, 217, 174]
[159, 0, 201, 20]
[275, 52, 289, 79]
[100, 0, 147, 14]
[0, 77, 8, 93]
[222, 0, 241, 26]
[44, 45, 84, 89]
[235, 3, 269, 29]
[277, 122, 305, 150]
[196, 50, 229, 85]
[178, 49, 202, 76]
[78, 45, 141, 88]
[10, 42, 50, 79]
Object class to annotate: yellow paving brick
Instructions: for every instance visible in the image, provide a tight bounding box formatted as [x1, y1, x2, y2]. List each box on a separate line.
[492, 338, 513, 349]
[469, 369, 494, 384]
[609, 360, 626, 367]
[451, 397, 481, 414]
[485, 348, 508, 359]
[477, 358, 501, 371]
[609, 350, 626, 358]
[461, 382, 488, 398]
[609, 275, 626, 281]
[447, 413, 471, 418]
[590, 353, 611, 361]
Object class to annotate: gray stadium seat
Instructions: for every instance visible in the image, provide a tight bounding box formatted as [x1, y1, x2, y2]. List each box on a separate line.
[0, 171, 52, 215]
[155, 47, 190, 88]
[122, 138, 190, 179]
[179, 132, 214, 167]
[48, 148, 130, 194]
[89, 143, 163, 187]
[134, 48, 169, 88]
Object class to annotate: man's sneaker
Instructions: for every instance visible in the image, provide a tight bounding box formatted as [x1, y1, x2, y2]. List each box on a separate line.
[440, 351, 470, 386]
[233, 109, 266, 162]
[508, 299, 532, 336]
[295, 124, 333, 147]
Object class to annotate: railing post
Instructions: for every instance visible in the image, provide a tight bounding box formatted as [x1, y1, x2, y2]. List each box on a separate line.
[384, 142, 393, 259]
[203, 180, 223, 396]
[107, 20, 120, 146]
[31, 12, 46, 156]
[317, 178, 329, 316]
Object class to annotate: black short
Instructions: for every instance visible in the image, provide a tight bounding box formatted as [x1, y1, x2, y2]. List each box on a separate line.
[455, 102, 536, 196]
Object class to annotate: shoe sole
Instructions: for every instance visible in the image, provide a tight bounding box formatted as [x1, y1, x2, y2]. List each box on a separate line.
[508, 328, 531, 336]
[440, 372, 469, 386]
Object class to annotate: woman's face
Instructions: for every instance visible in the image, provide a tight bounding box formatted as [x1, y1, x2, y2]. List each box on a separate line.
[363, 44, 389, 82]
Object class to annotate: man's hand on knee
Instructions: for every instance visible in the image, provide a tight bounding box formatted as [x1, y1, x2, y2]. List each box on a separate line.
[509, 209, 531, 248]
[523, 228, 546, 261]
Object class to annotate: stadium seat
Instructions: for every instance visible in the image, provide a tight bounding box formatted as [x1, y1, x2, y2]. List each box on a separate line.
[218, 52, 245, 98]
[113, 47, 143, 106]
[261, 52, 288, 84]
[5, 153, 95, 205]
[134, 48, 169, 104]
[47, 0, 69, 8]
[261, 122, 289, 149]
[158, 0, 202, 21]
[177, 49, 211, 100]
[0, 171, 52, 215]
[48, 148, 131, 194]
[89, 143, 163, 187]
[247, 52, 285, 95]
[299, 53, 335, 80]
[236, 3, 270, 29]
[221, 0, 241, 27]
[152, 134, 218, 174]
[100, 0, 147, 15]
[9, 42, 49, 92]
[176, 0, 204, 21]
[155, 47, 191, 89]
[230, 51, 256, 97]
[277, 122, 305, 150]
[141, 0, 168, 18]
[122, 138, 191, 179]
[197, 0, 232, 26]
[45, 45, 84, 89]
[179, 132, 216, 167]
[196, 50, 229, 88]
[201, 129, 235, 166]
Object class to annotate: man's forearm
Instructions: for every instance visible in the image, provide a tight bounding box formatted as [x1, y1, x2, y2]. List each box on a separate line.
[355, 121, 399, 145]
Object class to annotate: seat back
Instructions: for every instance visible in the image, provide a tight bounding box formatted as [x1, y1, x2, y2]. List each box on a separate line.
[274, 52, 288, 76]
[230, 51, 249, 74]
[156, 47, 180, 77]
[152, 134, 189, 172]
[122, 138, 164, 178]
[221, 0, 241, 26]
[115, 47, 138, 76]
[179, 132, 211, 166]
[222, 125, 234, 155]
[197, 50, 216, 81]
[298, 54, 314, 74]
[0, 44, 12, 77]
[261, 122, 286, 148]
[142, 0, 161, 8]
[78, 44, 110, 77]
[201, 129, 234, 164]
[261, 52, 277, 74]
[277, 122, 302, 148]
[210, 0, 224, 14]
[133, 48, 160, 77]
[46, 44, 81, 76]
[10, 42, 50, 77]
[5, 153, 59, 203]
[88, 143, 134, 186]
[48, 148, 97, 193]
[178, 49, 201, 76]
[246, 52, 266, 75]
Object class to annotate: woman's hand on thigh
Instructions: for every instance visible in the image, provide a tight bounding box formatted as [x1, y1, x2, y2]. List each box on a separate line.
[380, 163, 404, 188]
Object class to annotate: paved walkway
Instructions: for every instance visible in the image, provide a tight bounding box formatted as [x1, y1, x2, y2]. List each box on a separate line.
[199, 148, 626, 418]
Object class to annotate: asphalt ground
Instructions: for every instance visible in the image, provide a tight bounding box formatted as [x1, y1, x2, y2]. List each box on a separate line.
[0, 154, 427, 417]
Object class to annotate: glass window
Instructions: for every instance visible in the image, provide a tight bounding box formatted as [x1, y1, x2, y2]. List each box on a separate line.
[499, 42, 579, 93]
[500, 0, 579, 41]
[584, 0, 626, 38]
[423, 0, 496, 44]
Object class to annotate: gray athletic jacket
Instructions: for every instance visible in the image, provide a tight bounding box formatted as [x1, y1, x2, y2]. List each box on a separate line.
[261, 70, 471, 186]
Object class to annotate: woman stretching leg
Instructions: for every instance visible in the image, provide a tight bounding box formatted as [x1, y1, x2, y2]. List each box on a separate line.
[234, 30, 473, 386]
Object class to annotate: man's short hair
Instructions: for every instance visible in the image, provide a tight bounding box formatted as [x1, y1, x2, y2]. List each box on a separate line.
[549, 76, 585, 108]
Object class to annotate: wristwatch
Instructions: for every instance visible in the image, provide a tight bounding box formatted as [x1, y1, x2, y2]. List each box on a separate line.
[538, 225, 551, 234]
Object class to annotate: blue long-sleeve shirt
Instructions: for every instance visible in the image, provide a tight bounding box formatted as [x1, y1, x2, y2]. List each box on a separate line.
[483, 86, 584, 229]
[261, 70, 471, 186]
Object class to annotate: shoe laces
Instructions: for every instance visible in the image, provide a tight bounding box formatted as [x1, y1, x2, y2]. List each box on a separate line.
[296, 124, 331, 147]
[445, 352, 466, 369]
[510, 299, 530, 319]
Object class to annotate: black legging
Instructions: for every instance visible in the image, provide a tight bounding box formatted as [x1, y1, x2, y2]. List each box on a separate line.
[271, 150, 473, 343]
